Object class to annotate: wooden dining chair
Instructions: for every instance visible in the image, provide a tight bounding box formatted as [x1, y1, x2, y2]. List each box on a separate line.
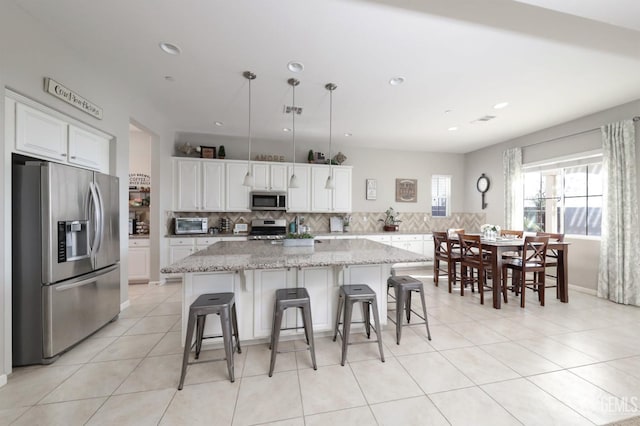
[433, 231, 461, 293]
[458, 233, 493, 304]
[501, 235, 549, 308]
[537, 232, 564, 299]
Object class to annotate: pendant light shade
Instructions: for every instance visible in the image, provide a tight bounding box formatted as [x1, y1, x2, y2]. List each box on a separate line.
[325, 83, 337, 190]
[288, 78, 300, 189]
[242, 71, 257, 187]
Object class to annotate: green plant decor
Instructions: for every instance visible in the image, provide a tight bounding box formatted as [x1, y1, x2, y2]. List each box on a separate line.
[286, 233, 314, 239]
[218, 145, 226, 158]
[308, 149, 314, 163]
[378, 207, 402, 226]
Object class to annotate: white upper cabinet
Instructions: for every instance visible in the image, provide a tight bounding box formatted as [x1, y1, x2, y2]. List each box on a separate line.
[174, 159, 201, 211]
[15, 102, 68, 161]
[332, 166, 352, 213]
[311, 165, 332, 212]
[251, 162, 287, 191]
[202, 161, 224, 211]
[225, 161, 250, 212]
[174, 159, 224, 211]
[68, 125, 110, 172]
[11, 96, 110, 173]
[287, 164, 311, 212]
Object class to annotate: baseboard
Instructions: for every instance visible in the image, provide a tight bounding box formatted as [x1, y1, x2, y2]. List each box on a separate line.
[120, 300, 130, 311]
[569, 283, 597, 296]
[148, 280, 162, 286]
[0, 374, 6, 388]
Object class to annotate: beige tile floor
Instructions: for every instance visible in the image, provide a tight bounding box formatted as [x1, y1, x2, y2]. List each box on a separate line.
[2, 269, 640, 425]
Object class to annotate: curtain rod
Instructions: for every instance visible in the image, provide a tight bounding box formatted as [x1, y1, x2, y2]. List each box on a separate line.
[523, 115, 640, 149]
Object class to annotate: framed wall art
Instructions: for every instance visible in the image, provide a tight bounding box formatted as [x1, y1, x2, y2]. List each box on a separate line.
[200, 146, 216, 159]
[366, 179, 377, 200]
[395, 178, 417, 202]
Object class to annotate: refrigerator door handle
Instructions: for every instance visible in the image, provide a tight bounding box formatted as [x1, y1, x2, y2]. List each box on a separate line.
[54, 264, 118, 291]
[94, 180, 105, 253]
[88, 182, 101, 254]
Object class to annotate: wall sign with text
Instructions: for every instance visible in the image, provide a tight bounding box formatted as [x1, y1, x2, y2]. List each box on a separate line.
[395, 178, 417, 202]
[44, 77, 103, 119]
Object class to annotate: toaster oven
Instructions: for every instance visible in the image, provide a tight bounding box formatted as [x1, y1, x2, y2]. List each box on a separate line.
[174, 217, 208, 235]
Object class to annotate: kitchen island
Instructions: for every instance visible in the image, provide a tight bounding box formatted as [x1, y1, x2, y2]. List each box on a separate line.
[160, 239, 428, 345]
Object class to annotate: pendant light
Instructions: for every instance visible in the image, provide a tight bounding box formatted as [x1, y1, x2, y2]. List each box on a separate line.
[288, 78, 300, 188]
[325, 83, 337, 190]
[242, 71, 257, 187]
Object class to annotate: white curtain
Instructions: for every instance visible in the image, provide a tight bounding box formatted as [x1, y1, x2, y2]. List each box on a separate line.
[598, 120, 640, 306]
[503, 147, 523, 229]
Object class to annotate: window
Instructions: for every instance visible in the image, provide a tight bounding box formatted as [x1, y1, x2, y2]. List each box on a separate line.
[523, 157, 602, 236]
[431, 175, 451, 217]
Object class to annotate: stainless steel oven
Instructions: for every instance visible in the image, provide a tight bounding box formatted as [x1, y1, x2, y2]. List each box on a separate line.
[251, 192, 287, 211]
[174, 217, 209, 234]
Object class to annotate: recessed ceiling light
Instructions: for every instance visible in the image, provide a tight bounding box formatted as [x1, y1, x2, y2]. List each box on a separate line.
[444, 109, 452, 114]
[493, 101, 509, 109]
[164, 76, 175, 82]
[159, 42, 181, 55]
[287, 61, 304, 73]
[283, 128, 291, 132]
[448, 127, 458, 131]
[214, 121, 223, 127]
[389, 77, 405, 86]
[344, 133, 352, 137]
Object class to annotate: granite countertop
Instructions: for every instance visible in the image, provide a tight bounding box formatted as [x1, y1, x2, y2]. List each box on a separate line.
[164, 231, 431, 238]
[160, 239, 428, 273]
[129, 234, 150, 239]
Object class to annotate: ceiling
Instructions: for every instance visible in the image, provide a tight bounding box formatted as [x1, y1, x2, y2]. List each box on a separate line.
[14, 0, 640, 153]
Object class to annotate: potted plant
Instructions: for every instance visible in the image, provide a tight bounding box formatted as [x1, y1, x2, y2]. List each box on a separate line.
[308, 149, 314, 163]
[283, 232, 315, 247]
[379, 207, 401, 232]
[218, 145, 226, 159]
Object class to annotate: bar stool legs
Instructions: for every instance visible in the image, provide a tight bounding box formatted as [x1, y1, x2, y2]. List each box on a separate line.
[269, 288, 317, 377]
[178, 293, 241, 390]
[387, 276, 432, 344]
[333, 284, 385, 366]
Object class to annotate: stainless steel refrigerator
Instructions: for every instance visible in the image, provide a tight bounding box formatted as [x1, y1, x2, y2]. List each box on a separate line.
[12, 159, 120, 366]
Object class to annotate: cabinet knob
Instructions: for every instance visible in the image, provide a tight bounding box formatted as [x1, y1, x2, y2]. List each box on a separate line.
[61, 153, 67, 157]
[70, 156, 76, 159]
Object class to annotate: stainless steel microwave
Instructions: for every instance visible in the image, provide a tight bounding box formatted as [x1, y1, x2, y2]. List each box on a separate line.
[250, 192, 287, 211]
[174, 217, 208, 234]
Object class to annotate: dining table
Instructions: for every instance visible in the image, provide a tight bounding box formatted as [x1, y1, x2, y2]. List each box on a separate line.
[480, 237, 570, 309]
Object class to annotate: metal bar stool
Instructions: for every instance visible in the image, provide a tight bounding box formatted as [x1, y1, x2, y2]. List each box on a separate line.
[269, 287, 317, 377]
[178, 292, 241, 390]
[333, 284, 385, 366]
[387, 275, 432, 344]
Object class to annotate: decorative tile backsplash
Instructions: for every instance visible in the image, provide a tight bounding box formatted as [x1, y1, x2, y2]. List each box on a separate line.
[165, 211, 486, 235]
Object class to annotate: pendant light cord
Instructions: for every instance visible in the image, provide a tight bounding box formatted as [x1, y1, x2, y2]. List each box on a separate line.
[248, 76, 252, 168]
[328, 87, 332, 174]
[292, 82, 296, 176]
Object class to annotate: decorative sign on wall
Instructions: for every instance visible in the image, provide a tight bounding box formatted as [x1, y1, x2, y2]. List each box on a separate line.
[395, 178, 417, 202]
[129, 173, 151, 187]
[255, 154, 286, 162]
[44, 77, 103, 119]
[366, 179, 377, 200]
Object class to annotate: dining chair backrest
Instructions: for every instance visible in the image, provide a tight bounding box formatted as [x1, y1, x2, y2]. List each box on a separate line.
[459, 233, 483, 261]
[522, 235, 549, 266]
[501, 229, 523, 238]
[433, 231, 449, 258]
[536, 232, 564, 258]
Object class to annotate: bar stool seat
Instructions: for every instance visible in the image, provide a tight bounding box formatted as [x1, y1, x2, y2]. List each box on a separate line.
[178, 292, 241, 390]
[269, 287, 317, 377]
[333, 284, 385, 366]
[386, 275, 432, 344]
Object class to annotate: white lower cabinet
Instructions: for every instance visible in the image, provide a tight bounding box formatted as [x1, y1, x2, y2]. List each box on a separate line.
[300, 267, 336, 332]
[253, 268, 295, 338]
[341, 264, 389, 325]
[391, 234, 424, 255]
[128, 239, 150, 282]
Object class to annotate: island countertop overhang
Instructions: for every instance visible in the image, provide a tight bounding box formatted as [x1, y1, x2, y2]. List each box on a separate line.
[160, 239, 428, 273]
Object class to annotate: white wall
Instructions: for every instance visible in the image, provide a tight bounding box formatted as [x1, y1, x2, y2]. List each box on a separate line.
[0, 3, 175, 378]
[129, 130, 152, 178]
[463, 99, 640, 291]
[176, 132, 466, 213]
